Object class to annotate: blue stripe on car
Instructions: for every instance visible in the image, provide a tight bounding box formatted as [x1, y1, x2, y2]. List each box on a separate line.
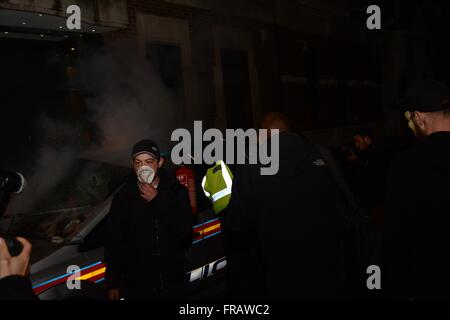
[32, 261, 103, 289]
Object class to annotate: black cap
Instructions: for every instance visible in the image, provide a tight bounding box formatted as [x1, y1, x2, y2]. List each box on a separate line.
[131, 139, 160, 160]
[402, 79, 450, 112]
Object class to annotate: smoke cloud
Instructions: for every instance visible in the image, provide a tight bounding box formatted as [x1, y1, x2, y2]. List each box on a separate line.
[6, 40, 183, 215]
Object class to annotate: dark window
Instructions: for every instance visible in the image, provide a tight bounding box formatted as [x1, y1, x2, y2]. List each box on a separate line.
[146, 42, 185, 111]
[221, 49, 253, 130]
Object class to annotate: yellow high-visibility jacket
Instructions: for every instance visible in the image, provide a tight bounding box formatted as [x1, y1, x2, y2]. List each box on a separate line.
[201, 160, 233, 214]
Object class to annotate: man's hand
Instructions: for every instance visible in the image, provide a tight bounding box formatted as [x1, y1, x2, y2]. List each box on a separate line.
[107, 288, 121, 300]
[0, 237, 32, 280]
[139, 182, 158, 202]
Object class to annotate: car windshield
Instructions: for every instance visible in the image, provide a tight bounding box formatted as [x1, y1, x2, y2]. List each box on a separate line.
[0, 159, 130, 241]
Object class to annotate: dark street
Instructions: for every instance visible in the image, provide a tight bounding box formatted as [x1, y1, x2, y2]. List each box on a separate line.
[1, 0, 450, 313]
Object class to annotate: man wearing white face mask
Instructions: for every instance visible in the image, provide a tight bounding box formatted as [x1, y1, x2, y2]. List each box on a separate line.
[105, 140, 193, 300]
[384, 80, 450, 299]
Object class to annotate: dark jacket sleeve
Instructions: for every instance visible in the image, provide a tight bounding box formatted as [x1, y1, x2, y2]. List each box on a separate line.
[383, 155, 414, 299]
[104, 192, 126, 290]
[224, 164, 255, 233]
[154, 181, 193, 249]
[0, 276, 38, 300]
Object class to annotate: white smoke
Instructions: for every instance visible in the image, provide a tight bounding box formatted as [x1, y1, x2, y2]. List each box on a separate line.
[6, 40, 183, 215]
[81, 40, 181, 165]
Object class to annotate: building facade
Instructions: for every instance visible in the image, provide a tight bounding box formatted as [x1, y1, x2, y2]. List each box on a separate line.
[3, 0, 447, 153]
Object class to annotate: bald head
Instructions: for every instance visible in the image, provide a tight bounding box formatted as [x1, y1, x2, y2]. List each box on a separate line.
[260, 112, 290, 133]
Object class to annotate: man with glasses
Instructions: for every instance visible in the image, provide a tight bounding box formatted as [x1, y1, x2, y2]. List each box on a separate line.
[384, 80, 450, 299]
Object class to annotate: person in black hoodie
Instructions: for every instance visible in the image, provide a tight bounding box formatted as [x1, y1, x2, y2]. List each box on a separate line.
[105, 140, 193, 300]
[225, 113, 348, 299]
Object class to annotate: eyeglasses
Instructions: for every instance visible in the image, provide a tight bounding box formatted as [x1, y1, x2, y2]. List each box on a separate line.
[404, 111, 416, 121]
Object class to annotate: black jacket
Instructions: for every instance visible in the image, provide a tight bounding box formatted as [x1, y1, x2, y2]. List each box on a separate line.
[384, 131, 450, 299]
[104, 168, 193, 296]
[0, 276, 38, 300]
[347, 143, 392, 209]
[225, 132, 347, 299]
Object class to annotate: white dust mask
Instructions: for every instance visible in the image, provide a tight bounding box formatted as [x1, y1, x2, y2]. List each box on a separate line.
[137, 166, 155, 184]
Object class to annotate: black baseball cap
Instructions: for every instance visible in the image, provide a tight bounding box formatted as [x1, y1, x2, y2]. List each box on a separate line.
[131, 139, 160, 160]
[402, 79, 450, 112]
